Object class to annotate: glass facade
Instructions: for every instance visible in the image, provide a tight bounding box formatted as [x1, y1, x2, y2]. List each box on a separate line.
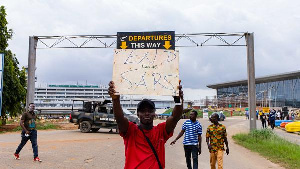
[216, 78, 300, 108]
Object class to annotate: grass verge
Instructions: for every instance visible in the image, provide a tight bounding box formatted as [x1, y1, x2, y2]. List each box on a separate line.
[12, 122, 60, 131]
[0, 122, 60, 134]
[232, 129, 300, 169]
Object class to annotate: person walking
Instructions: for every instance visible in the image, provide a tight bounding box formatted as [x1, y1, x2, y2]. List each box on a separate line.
[276, 110, 281, 120]
[291, 111, 295, 121]
[206, 113, 229, 169]
[170, 110, 202, 169]
[14, 103, 42, 162]
[108, 81, 183, 169]
[266, 111, 270, 127]
[269, 109, 276, 130]
[245, 110, 249, 120]
[256, 110, 259, 120]
[260, 112, 267, 129]
[280, 110, 284, 120]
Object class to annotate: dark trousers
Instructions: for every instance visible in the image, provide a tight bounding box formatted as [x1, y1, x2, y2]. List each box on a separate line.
[270, 120, 275, 129]
[261, 120, 266, 128]
[15, 130, 38, 158]
[184, 145, 198, 169]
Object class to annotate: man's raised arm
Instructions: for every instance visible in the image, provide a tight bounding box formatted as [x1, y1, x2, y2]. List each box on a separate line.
[108, 81, 129, 134]
[166, 82, 184, 134]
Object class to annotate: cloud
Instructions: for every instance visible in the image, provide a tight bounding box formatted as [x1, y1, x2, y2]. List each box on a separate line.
[2, 0, 300, 99]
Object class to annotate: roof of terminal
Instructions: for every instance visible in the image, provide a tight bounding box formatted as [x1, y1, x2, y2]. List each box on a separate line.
[48, 84, 99, 88]
[207, 70, 300, 89]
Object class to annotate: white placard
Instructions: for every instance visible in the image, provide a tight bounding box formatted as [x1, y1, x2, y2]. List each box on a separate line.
[112, 49, 179, 96]
[203, 112, 209, 119]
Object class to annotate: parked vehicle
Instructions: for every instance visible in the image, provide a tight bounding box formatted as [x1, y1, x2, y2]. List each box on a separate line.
[218, 112, 226, 121]
[209, 112, 225, 121]
[69, 98, 139, 133]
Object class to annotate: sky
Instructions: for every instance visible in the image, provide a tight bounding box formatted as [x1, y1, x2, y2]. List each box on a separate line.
[2, 0, 300, 100]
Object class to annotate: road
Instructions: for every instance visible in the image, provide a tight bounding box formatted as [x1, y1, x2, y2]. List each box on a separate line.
[0, 117, 285, 169]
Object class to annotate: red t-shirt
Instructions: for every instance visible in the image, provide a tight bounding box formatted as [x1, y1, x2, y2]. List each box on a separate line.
[120, 122, 173, 169]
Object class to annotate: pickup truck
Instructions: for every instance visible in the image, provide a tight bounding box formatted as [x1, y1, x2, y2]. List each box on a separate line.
[69, 98, 139, 133]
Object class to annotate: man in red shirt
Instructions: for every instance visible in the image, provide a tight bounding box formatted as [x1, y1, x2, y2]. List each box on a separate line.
[108, 81, 183, 169]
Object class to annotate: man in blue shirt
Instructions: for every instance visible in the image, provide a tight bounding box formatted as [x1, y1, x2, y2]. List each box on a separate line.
[170, 110, 202, 169]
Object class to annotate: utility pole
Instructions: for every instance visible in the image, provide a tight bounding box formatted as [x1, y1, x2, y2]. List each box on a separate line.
[26, 36, 38, 111]
[246, 33, 256, 130]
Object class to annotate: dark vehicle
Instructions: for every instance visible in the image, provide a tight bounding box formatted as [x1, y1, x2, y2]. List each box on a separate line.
[69, 98, 139, 133]
[218, 112, 226, 121]
[210, 112, 226, 121]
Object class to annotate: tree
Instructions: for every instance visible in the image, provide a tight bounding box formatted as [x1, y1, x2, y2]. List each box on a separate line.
[0, 6, 27, 125]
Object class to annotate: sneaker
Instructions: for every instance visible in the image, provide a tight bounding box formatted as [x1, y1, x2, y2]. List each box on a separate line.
[14, 153, 20, 160]
[33, 157, 42, 162]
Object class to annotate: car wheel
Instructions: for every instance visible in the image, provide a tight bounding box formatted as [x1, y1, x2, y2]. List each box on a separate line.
[80, 121, 91, 133]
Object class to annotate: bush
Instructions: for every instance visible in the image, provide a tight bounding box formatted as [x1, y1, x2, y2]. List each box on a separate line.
[250, 129, 274, 140]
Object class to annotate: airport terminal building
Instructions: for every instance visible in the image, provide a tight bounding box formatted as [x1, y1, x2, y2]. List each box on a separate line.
[207, 70, 300, 108]
[34, 84, 177, 114]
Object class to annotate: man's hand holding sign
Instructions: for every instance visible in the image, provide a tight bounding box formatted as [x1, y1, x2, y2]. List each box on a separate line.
[110, 31, 182, 169]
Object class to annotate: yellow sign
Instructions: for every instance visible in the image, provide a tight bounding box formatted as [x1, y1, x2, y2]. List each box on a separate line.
[262, 107, 270, 113]
[117, 31, 175, 50]
[128, 35, 172, 41]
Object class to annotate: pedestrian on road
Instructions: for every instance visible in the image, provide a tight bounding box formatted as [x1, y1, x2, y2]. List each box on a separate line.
[108, 81, 183, 169]
[269, 109, 276, 130]
[260, 112, 267, 129]
[276, 110, 281, 120]
[291, 111, 295, 121]
[170, 110, 202, 169]
[256, 110, 259, 120]
[259, 110, 263, 119]
[14, 103, 42, 162]
[266, 111, 270, 126]
[206, 113, 229, 169]
[280, 110, 284, 120]
[245, 110, 249, 120]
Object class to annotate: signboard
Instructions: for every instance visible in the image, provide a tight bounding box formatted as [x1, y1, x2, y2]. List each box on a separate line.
[117, 31, 175, 50]
[202, 108, 209, 119]
[0, 53, 4, 116]
[262, 107, 270, 114]
[203, 112, 209, 119]
[112, 49, 179, 96]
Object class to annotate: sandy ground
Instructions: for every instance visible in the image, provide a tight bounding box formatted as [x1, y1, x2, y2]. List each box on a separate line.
[0, 117, 287, 169]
